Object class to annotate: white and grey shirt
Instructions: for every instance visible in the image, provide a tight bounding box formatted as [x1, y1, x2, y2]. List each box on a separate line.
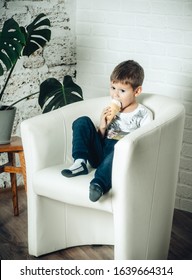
[106, 104, 153, 140]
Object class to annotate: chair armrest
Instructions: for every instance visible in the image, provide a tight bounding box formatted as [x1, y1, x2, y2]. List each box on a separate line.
[112, 120, 159, 209]
[112, 104, 185, 259]
[112, 103, 185, 199]
[21, 109, 66, 173]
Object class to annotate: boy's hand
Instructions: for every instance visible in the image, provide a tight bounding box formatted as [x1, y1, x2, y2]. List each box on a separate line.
[98, 107, 111, 137]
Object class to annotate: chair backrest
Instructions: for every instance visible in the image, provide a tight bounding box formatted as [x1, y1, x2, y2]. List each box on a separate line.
[63, 92, 183, 123]
[137, 93, 181, 119]
[60, 93, 184, 163]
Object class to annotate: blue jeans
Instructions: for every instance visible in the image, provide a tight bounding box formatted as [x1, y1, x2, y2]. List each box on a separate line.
[72, 116, 118, 193]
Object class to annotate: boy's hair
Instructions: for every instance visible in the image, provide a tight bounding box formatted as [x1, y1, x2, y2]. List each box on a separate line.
[110, 60, 144, 90]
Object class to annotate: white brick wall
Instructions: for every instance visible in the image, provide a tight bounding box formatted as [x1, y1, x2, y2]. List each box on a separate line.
[76, 0, 192, 212]
[1, 0, 192, 213]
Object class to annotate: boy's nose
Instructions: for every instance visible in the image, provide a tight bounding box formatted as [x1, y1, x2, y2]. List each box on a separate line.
[113, 90, 119, 98]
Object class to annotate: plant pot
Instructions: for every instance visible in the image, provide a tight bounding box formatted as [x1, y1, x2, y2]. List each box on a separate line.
[0, 106, 16, 144]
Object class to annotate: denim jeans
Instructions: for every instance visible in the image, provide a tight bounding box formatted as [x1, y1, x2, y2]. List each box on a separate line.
[72, 116, 118, 193]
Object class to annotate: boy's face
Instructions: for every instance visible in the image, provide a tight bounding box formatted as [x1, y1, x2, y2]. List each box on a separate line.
[110, 81, 142, 110]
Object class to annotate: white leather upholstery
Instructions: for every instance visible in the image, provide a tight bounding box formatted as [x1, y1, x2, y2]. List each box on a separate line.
[21, 93, 185, 259]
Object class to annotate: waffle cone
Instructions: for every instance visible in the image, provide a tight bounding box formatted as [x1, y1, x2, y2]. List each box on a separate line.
[107, 100, 121, 124]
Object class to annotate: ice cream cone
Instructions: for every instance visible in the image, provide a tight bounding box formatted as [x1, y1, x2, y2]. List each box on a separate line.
[107, 99, 121, 124]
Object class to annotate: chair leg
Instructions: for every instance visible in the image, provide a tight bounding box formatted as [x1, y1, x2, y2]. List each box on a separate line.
[8, 152, 19, 216]
[18, 151, 27, 192]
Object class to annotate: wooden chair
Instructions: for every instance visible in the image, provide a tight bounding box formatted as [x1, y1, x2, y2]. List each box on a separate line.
[0, 136, 27, 215]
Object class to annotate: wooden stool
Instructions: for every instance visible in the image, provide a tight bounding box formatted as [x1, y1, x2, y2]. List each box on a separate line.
[0, 136, 27, 216]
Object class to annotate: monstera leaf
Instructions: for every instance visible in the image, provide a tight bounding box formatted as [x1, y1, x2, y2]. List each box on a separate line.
[0, 13, 51, 102]
[0, 13, 51, 76]
[0, 18, 26, 75]
[22, 13, 51, 56]
[39, 75, 84, 113]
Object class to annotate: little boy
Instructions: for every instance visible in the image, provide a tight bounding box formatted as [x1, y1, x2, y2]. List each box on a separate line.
[61, 60, 153, 202]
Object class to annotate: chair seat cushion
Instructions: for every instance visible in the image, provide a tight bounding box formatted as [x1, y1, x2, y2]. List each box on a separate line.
[33, 164, 113, 213]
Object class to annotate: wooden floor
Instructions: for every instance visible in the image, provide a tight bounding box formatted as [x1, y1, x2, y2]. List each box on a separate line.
[0, 187, 192, 260]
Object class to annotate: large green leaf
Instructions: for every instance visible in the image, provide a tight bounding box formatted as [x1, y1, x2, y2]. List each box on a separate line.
[0, 18, 26, 75]
[0, 13, 51, 103]
[22, 13, 51, 56]
[0, 13, 51, 76]
[38, 75, 83, 113]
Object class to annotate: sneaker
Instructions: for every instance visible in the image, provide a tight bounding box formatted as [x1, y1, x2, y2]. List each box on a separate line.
[61, 162, 88, 178]
[89, 183, 104, 202]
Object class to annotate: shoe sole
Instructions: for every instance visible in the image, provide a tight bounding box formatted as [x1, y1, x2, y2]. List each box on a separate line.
[61, 169, 88, 178]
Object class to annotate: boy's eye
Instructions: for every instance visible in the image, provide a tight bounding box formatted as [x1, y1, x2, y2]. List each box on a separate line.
[120, 89, 125, 93]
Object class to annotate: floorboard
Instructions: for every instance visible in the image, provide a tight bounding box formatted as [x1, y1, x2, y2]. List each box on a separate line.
[0, 187, 192, 260]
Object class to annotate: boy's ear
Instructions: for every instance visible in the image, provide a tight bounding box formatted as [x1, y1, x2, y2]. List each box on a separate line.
[135, 86, 142, 97]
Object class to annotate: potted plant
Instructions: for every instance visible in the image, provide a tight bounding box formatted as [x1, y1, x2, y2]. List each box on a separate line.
[0, 13, 84, 144]
[0, 13, 51, 144]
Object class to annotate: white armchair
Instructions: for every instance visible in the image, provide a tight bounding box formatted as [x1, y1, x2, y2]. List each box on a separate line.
[21, 93, 185, 259]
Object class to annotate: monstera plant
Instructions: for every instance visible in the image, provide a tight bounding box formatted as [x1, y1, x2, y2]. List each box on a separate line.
[0, 13, 51, 143]
[0, 13, 83, 144]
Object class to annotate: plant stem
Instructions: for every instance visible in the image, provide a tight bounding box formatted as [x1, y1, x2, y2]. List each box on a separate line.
[0, 64, 16, 101]
[63, 86, 67, 105]
[5, 91, 39, 110]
